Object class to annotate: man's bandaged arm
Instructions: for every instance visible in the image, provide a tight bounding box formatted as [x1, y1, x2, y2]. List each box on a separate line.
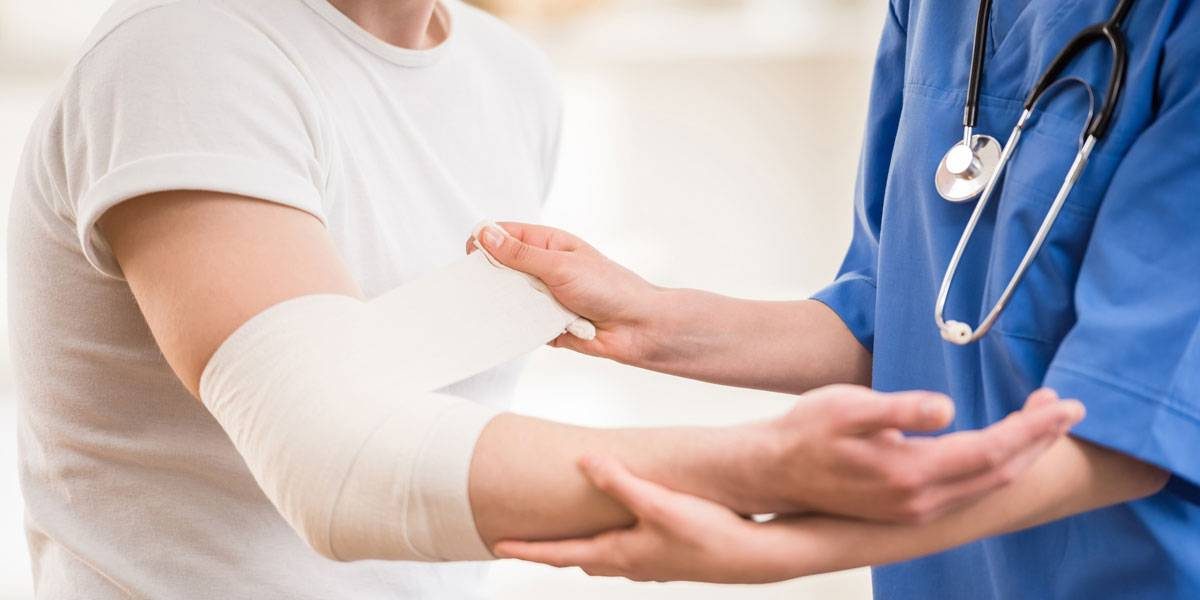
[103, 192, 753, 561]
[199, 249, 591, 560]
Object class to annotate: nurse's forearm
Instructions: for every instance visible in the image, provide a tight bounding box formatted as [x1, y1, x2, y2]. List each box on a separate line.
[473, 224, 869, 394]
[634, 291, 871, 394]
[777, 437, 1169, 577]
[473, 386, 1090, 548]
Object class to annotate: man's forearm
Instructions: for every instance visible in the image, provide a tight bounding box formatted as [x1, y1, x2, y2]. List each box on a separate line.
[767, 437, 1169, 578]
[633, 291, 871, 394]
[470, 413, 769, 546]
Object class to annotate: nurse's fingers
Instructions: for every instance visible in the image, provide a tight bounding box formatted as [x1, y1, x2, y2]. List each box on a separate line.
[466, 223, 587, 255]
[476, 223, 569, 284]
[832, 389, 956, 435]
[549, 330, 605, 356]
[578, 455, 679, 521]
[922, 388, 1063, 484]
[918, 399, 1084, 484]
[493, 456, 655, 571]
[493, 534, 616, 570]
[1023, 387, 1059, 410]
[917, 422, 1063, 519]
[494, 221, 590, 253]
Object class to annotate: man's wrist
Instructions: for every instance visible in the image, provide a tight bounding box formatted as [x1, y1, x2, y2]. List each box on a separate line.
[731, 420, 797, 513]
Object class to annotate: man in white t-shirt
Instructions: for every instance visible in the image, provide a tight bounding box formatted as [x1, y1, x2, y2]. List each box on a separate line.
[8, 0, 1083, 597]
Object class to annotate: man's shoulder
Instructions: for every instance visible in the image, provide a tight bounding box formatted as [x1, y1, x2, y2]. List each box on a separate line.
[73, 0, 264, 66]
[63, 0, 315, 112]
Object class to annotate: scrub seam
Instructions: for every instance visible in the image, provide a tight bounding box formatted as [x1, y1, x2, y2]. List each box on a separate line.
[994, 328, 1058, 347]
[902, 82, 1136, 157]
[991, 0, 1080, 63]
[887, 0, 907, 34]
[1051, 363, 1200, 425]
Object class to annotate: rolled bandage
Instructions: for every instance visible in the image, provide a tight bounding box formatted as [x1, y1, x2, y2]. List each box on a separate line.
[200, 250, 589, 562]
[471, 220, 596, 341]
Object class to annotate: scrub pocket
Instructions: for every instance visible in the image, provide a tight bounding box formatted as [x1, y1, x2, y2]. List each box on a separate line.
[982, 121, 1116, 345]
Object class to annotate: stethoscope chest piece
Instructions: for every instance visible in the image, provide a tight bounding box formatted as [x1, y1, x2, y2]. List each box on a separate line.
[931, 0, 1134, 345]
[935, 134, 1002, 202]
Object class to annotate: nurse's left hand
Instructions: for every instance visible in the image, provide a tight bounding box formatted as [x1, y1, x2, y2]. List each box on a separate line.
[493, 455, 800, 584]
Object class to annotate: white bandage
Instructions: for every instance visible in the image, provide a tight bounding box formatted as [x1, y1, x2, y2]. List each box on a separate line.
[470, 220, 596, 341]
[199, 252, 586, 562]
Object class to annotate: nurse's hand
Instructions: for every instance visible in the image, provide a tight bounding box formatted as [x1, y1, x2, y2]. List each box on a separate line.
[494, 455, 798, 584]
[468, 222, 662, 364]
[733, 386, 1085, 524]
[470, 222, 873, 395]
[494, 455, 893, 584]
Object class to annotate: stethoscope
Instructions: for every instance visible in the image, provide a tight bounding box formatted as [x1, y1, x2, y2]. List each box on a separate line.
[933, 0, 1135, 345]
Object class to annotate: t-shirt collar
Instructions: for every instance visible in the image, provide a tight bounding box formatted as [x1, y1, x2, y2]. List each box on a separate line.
[300, 0, 456, 68]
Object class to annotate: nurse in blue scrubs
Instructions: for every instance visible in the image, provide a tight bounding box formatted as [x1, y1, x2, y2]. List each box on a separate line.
[474, 0, 1200, 597]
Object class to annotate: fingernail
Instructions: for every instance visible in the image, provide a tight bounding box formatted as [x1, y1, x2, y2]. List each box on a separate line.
[921, 397, 951, 420]
[481, 226, 504, 248]
[1055, 403, 1084, 431]
[1067, 401, 1086, 421]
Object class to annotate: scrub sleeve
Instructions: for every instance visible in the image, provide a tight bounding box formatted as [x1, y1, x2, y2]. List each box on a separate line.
[810, 2, 908, 352]
[1043, 36, 1200, 500]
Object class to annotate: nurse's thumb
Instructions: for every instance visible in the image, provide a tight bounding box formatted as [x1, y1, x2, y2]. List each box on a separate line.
[831, 389, 955, 435]
[476, 223, 561, 280]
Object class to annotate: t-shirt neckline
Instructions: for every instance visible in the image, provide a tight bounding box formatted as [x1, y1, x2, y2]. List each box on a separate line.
[300, 0, 456, 68]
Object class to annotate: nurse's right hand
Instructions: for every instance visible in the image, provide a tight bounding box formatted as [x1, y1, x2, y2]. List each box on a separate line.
[471, 221, 874, 395]
[470, 222, 664, 365]
[737, 386, 1084, 524]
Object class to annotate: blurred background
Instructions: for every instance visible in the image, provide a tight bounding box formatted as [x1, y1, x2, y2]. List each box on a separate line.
[0, 0, 883, 597]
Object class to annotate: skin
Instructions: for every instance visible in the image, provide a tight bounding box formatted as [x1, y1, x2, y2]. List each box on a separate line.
[327, 0, 444, 49]
[466, 225, 872, 395]
[493, 434, 1167, 584]
[472, 221, 1170, 581]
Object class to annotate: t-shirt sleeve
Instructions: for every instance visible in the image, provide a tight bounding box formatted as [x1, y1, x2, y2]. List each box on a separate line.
[809, 1, 907, 352]
[59, 2, 328, 279]
[1043, 17, 1200, 498]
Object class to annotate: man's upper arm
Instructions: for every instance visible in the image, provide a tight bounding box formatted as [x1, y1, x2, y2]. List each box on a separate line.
[99, 191, 360, 395]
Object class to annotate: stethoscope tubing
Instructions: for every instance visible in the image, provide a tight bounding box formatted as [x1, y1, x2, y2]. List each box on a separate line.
[962, 0, 992, 146]
[934, 0, 1135, 345]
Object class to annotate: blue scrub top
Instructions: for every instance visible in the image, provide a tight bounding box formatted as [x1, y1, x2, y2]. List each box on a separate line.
[812, 0, 1200, 598]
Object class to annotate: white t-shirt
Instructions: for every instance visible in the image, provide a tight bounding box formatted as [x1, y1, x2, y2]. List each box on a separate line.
[8, 0, 561, 597]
